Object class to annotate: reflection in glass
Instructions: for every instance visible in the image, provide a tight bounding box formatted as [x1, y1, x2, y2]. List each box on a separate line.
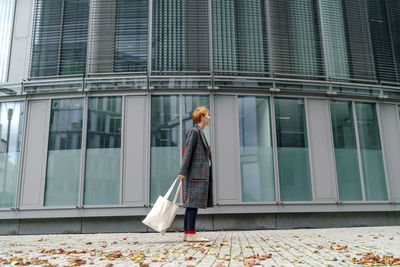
[0, 102, 24, 208]
[330, 101, 362, 200]
[150, 96, 180, 203]
[84, 97, 122, 205]
[355, 102, 387, 200]
[274, 98, 312, 201]
[0, 0, 15, 82]
[45, 98, 83, 206]
[238, 97, 274, 202]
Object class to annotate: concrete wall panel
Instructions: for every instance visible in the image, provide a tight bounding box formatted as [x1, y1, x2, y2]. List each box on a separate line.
[20, 100, 50, 208]
[306, 99, 337, 202]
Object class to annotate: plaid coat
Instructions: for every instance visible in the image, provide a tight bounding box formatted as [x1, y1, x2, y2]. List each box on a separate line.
[179, 124, 213, 209]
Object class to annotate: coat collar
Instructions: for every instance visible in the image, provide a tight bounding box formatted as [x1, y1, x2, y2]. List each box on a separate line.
[194, 124, 209, 152]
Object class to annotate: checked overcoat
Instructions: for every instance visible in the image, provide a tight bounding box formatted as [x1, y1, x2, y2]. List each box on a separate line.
[179, 124, 213, 209]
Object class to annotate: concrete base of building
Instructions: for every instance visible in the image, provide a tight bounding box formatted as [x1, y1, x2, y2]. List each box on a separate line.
[1, 212, 399, 235]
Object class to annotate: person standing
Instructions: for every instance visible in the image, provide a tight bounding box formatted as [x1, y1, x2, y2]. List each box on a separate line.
[178, 106, 213, 242]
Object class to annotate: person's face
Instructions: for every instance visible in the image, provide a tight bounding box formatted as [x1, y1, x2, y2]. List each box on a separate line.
[201, 113, 210, 126]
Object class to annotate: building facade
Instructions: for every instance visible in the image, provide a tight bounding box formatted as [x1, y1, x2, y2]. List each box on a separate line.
[0, 0, 400, 234]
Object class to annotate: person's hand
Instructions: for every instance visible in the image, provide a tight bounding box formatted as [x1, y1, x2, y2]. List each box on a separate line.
[178, 174, 185, 181]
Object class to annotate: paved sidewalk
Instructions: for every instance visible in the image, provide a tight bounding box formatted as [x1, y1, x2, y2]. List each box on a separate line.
[0, 226, 399, 266]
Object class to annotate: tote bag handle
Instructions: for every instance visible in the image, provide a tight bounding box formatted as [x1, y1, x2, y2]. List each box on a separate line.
[164, 177, 182, 204]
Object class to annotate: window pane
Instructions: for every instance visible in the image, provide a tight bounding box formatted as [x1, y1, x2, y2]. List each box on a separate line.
[84, 97, 122, 205]
[114, 0, 148, 72]
[45, 98, 83, 206]
[275, 98, 312, 201]
[238, 96, 274, 202]
[0, 102, 24, 208]
[355, 102, 387, 200]
[0, 0, 15, 82]
[150, 96, 180, 203]
[330, 101, 362, 200]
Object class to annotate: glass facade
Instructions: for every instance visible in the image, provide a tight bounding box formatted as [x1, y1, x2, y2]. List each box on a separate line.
[84, 97, 122, 205]
[355, 103, 387, 200]
[0, 0, 14, 82]
[330, 101, 362, 201]
[0, 102, 24, 208]
[274, 98, 312, 201]
[150, 95, 210, 203]
[238, 96, 274, 202]
[45, 98, 83, 206]
[150, 96, 180, 203]
[330, 101, 388, 201]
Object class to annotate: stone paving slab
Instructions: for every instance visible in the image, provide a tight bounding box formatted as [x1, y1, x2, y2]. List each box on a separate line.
[0, 226, 399, 266]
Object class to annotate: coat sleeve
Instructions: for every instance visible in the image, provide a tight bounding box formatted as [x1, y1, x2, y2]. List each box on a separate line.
[179, 129, 198, 176]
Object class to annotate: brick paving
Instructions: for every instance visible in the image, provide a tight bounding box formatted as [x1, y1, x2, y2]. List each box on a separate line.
[0, 226, 399, 266]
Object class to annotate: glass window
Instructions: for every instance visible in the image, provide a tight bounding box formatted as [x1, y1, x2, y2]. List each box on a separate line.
[330, 100, 362, 200]
[45, 98, 83, 206]
[0, 0, 15, 82]
[31, 0, 89, 77]
[355, 102, 387, 200]
[238, 96, 274, 202]
[150, 96, 180, 203]
[84, 97, 122, 205]
[114, 0, 148, 72]
[213, 0, 268, 73]
[0, 102, 24, 208]
[274, 98, 312, 201]
[150, 95, 210, 203]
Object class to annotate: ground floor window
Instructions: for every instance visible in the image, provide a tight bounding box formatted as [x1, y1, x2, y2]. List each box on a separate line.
[0, 102, 24, 208]
[275, 98, 312, 201]
[238, 96, 275, 202]
[84, 96, 122, 205]
[150, 95, 210, 203]
[45, 98, 83, 206]
[330, 100, 387, 201]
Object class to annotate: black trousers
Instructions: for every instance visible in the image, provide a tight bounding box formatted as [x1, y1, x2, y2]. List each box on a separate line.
[184, 207, 198, 231]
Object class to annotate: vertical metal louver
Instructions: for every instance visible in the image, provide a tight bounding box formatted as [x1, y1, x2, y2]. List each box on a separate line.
[366, 0, 397, 83]
[319, 0, 350, 80]
[212, 0, 268, 74]
[342, 0, 376, 82]
[269, 0, 324, 79]
[87, 0, 148, 74]
[386, 0, 400, 83]
[0, 0, 15, 82]
[152, 0, 209, 73]
[31, 0, 89, 77]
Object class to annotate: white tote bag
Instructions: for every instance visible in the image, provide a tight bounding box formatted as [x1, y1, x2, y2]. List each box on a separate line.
[142, 177, 182, 234]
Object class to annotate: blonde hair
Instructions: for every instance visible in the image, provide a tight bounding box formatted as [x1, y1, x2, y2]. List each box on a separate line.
[192, 106, 210, 123]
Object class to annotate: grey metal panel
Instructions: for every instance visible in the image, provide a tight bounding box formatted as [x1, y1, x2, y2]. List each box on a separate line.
[378, 103, 400, 203]
[214, 95, 240, 204]
[122, 96, 147, 205]
[20, 100, 50, 208]
[7, 0, 33, 82]
[306, 99, 337, 202]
